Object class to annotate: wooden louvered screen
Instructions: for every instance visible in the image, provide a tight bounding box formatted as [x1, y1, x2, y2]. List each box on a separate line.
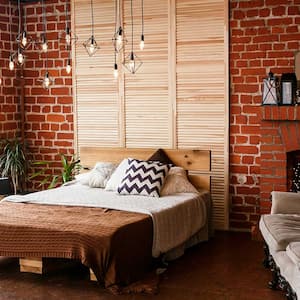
[176, 0, 229, 229]
[72, 0, 229, 229]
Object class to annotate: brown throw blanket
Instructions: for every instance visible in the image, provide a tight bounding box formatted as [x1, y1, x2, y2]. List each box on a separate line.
[0, 201, 153, 288]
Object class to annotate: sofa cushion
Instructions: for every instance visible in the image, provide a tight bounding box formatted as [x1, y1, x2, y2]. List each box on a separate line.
[259, 214, 300, 252]
[287, 242, 300, 270]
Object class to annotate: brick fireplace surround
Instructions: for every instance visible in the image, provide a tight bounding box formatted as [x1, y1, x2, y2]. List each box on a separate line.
[260, 105, 300, 214]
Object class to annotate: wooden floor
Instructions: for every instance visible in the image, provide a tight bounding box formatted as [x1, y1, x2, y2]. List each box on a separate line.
[0, 231, 286, 300]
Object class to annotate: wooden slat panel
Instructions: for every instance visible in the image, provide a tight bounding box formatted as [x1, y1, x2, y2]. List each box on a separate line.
[73, 0, 120, 148]
[176, 0, 228, 229]
[123, 0, 171, 148]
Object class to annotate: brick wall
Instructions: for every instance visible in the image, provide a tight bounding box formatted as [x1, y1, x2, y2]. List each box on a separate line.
[22, 0, 74, 190]
[0, 0, 19, 140]
[229, 0, 300, 230]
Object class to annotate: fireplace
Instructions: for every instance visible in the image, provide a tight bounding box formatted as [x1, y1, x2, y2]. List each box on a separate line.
[260, 106, 300, 214]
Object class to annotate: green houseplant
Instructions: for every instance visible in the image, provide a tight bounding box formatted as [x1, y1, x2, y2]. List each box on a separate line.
[0, 138, 27, 194]
[30, 153, 81, 189]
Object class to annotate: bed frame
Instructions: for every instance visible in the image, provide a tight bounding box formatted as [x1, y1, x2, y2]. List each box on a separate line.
[20, 147, 211, 281]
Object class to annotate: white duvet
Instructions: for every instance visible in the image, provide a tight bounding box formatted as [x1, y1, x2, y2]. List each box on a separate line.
[3, 182, 207, 257]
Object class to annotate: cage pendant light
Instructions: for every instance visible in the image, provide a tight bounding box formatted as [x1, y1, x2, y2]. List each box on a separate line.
[8, 0, 15, 71]
[39, 53, 54, 89]
[16, 1, 31, 50]
[83, 0, 100, 56]
[123, 0, 142, 74]
[112, 0, 127, 53]
[34, 0, 48, 53]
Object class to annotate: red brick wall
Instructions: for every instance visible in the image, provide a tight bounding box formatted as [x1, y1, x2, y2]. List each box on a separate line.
[23, 0, 74, 190]
[229, 0, 300, 230]
[0, 0, 19, 140]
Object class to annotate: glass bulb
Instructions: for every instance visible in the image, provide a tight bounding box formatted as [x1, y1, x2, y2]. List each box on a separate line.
[89, 42, 95, 55]
[9, 56, 14, 71]
[117, 35, 122, 47]
[21, 31, 27, 48]
[42, 41, 48, 52]
[129, 52, 135, 73]
[65, 27, 71, 46]
[17, 51, 24, 64]
[140, 35, 145, 50]
[114, 64, 118, 79]
[0, 78, 2, 85]
[66, 61, 71, 74]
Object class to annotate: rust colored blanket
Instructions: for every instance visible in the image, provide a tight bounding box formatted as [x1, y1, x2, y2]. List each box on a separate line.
[0, 201, 153, 288]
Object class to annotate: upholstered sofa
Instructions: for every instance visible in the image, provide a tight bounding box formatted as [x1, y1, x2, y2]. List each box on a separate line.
[259, 191, 300, 300]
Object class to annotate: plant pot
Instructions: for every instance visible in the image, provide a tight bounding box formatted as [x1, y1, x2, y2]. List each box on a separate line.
[0, 177, 12, 195]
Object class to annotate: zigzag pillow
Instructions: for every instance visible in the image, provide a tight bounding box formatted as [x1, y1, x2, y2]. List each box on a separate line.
[117, 158, 171, 197]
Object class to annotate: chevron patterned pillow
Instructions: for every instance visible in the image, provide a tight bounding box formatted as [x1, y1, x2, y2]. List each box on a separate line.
[117, 158, 171, 197]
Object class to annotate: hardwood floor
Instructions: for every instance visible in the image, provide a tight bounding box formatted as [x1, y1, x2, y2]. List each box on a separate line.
[0, 231, 286, 300]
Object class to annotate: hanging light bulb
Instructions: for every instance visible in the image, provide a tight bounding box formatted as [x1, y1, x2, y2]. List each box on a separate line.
[83, 0, 100, 56]
[112, 0, 127, 52]
[140, 0, 145, 50]
[123, 0, 143, 74]
[21, 31, 27, 48]
[65, 27, 71, 46]
[140, 34, 145, 50]
[9, 54, 14, 71]
[42, 71, 53, 89]
[17, 48, 25, 65]
[66, 59, 71, 74]
[41, 34, 48, 52]
[83, 35, 99, 56]
[114, 63, 118, 79]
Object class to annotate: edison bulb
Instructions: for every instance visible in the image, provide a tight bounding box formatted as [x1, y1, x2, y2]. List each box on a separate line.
[21, 31, 27, 48]
[17, 51, 24, 64]
[42, 41, 48, 52]
[0, 78, 2, 85]
[43, 76, 50, 89]
[140, 35, 145, 50]
[66, 62, 71, 74]
[114, 64, 118, 79]
[9, 56, 14, 71]
[65, 27, 71, 46]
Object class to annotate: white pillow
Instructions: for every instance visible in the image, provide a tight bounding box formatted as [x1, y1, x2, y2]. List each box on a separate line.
[105, 158, 130, 191]
[75, 172, 91, 185]
[88, 162, 116, 188]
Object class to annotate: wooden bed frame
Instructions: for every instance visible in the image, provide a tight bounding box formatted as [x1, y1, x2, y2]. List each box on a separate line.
[19, 147, 211, 281]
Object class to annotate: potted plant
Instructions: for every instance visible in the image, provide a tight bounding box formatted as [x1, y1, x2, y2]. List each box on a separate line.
[0, 138, 28, 195]
[30, 153, 81, 189]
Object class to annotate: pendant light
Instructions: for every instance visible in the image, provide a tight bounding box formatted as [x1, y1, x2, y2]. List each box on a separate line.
[123, 0, 142, 74]
[8, 0, 15, 71]
[140, 0, 144, 50]
[16, 1, 31, 50]
[35, 0, 48, 53]
[38, 0, 53, 89]
[113, 51, 118, 79]
[112, 0, 127, 53]
[61, 2, 77, 49]
[83, 0, 100, 56]
[16, 0, 25, 66]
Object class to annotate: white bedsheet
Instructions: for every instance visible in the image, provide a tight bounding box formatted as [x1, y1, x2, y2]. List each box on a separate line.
[3, 183, 207, 257]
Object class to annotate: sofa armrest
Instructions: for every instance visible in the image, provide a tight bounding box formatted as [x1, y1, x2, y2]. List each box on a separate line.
[271, 191, 300, 214]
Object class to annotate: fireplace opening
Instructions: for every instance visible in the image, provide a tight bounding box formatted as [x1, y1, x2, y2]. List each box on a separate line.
[287, 150, 300, 192]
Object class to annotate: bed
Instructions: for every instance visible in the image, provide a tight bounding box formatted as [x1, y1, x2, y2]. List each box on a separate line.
[0, 147, 211, 290]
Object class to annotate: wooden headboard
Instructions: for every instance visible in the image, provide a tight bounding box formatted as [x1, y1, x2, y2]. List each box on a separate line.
[79, 147, 211, 191]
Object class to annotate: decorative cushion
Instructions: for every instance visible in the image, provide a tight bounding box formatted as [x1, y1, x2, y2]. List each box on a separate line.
[286, 242, 300, 270]
[147, 148, 174, 165]
[117, 159, 171, 197]
[105, 158, 130, 191]
[259, 214, 300, 252]
[160, 166, 199, 196]
[75, 172, 91, 185]
[88, 162, 116, 188]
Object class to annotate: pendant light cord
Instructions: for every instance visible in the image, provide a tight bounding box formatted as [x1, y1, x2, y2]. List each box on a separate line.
[42, 0, 46, 35]
[9, 0, 13, 52]
[18, 0, 21, 36]
[91, 0, 94, 36]
[141, 0, 144, 35]
[65, 1, 68, 29]
[114, 0, 117, 32]
[131, 0, 133, 52]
